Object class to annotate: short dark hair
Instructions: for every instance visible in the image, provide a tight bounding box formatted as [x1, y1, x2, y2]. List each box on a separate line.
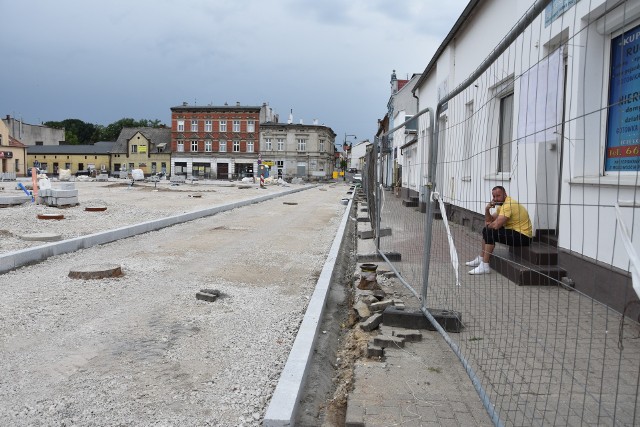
[492, 185, 506, 194]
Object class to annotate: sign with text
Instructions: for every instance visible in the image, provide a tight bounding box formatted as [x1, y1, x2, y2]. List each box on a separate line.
[606, 24, 640, 172]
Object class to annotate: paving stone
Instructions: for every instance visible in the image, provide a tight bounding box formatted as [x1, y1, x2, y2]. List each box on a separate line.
[370, 299, 393, 312]
[360, 313, 383, 332]
[367, 343, 384, 358]
[393, 329, 423, 342]
[373, 335, 405, 348]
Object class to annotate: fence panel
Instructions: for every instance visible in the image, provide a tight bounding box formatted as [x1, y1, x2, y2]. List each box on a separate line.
[370, 0, 640, 425]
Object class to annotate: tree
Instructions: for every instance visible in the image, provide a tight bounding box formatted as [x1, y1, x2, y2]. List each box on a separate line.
[44, 117, 167, 144]
[340, 159, 347, 181]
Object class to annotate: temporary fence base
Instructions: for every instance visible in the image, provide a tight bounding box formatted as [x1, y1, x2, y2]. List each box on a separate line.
[383, 306, 463, 333]
[357, 251, 401, 262]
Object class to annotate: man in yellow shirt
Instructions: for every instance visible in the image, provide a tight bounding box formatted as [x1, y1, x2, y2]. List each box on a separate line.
[466, 186, 533, 275]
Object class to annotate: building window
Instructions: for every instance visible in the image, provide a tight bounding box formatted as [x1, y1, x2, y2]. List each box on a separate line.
[220, 120, 227, 132]
[247, 120, 255, 132]
[265, 138, 272, 151]
[191, 120, 198, 132]
[233, 120, 240, 132]
[131, 145, 137, 153]
[15, 159, 19, 172]
[498, 93, 513, 173]
[191, 140, 198, 152]
[177, 140, 184, 152]
[319, 139, 325, 152]
[177, 120, 184, 132]
[205, 140, 212, 152]
[247, 141, 254, 153]
[205, 120, 212, 132]
[297, 138, 307, 152]
[277, 138, 284, 151]
[219, 140, 227, 152]
[233, 140, 240, 152]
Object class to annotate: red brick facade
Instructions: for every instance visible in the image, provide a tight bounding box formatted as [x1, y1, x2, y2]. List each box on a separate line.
[169, 104, 261, 155]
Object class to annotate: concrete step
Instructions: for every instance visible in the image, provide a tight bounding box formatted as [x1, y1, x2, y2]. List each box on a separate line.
[402, 198, 418, 207]
[490, 246, 566, 286]
[508, 242, 559, 265]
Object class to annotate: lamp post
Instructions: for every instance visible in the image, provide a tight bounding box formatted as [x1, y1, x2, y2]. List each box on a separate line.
[343, 134, 357, 181]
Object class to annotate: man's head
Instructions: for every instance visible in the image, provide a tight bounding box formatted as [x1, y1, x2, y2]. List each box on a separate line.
[491, 186, 507, 205]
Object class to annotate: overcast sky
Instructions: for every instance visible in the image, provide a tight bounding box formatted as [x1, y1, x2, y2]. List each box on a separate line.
[0, 0, 468, 146]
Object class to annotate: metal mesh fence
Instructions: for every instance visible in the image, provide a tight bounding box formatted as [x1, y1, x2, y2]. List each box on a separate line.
[368, 0, 640, 425]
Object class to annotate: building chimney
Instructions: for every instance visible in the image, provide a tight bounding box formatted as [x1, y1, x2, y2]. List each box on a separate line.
[182, 101, 188, 106]
[236, 101, 240, 107]
[288, 109, 293, 124]
[313, 118, 318, 125]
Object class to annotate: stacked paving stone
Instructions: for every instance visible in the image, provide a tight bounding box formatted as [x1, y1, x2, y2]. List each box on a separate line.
[38, 183, 79, 207]
[352, 267, 417, 360]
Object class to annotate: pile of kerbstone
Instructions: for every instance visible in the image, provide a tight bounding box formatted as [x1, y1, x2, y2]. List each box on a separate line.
[38, 183, 79, 207]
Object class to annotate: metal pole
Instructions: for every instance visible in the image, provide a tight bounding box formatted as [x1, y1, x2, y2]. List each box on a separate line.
[375, 136, 381, 250]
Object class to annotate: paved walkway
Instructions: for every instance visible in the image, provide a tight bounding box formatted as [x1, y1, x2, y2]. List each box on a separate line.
[346, 193, 640, 426]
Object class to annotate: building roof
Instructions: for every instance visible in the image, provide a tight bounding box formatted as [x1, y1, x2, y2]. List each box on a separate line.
[26, 142, 116, 155]
[397, 80, 409, 91]
[170, 104, 261, 113]
[9, 136, 26, 147]
[260, 122, 336, 138]
[112, 127, 171, 154]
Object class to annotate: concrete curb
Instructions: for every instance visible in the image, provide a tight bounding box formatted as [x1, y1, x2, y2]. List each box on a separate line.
[263, 195, 353, 426]
[0, 186, 312, 275]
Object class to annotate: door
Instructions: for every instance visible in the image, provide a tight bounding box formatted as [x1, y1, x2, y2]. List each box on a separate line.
[217, 163, 229, 180]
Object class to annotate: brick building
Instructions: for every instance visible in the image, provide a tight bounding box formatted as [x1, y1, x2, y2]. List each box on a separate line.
[170, 102, 275, 179]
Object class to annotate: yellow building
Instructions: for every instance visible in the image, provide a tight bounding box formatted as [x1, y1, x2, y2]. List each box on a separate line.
[0, 120, 29, 177]
[26, 142, 114, 176]
[112, 127, 171, 176]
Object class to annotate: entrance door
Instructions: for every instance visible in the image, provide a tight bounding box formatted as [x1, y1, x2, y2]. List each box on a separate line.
[217, 163, 229, 180]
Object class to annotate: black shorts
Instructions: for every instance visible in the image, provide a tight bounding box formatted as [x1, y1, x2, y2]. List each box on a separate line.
[482, 227, 532, 246]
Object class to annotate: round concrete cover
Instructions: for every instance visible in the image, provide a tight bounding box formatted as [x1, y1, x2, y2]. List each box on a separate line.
[37, 213, 64, 220]
[68, 264, 123, 279]
[19, 233, 62, 242]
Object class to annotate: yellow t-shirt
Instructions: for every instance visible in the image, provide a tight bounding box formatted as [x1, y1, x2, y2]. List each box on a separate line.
[496, 196, 533, 237]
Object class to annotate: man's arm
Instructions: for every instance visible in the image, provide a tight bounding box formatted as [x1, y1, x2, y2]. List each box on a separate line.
[487, 215, 508, 229]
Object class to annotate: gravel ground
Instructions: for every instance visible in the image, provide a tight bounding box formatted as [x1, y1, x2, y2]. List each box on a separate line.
[0, 178, 352, 426]
[0, 179, 307, 253]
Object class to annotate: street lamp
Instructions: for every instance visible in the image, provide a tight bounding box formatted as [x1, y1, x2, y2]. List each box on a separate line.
[342, 134, 357, 181]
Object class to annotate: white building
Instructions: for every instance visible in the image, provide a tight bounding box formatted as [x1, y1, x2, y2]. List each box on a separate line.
[410, 0, 640, 312]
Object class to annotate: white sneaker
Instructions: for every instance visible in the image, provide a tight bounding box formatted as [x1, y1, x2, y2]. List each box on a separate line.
[469, 263, 491, 275]
[465, 256, 482, 267]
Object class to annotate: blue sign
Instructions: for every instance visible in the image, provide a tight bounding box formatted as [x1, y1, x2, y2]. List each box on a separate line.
[545, 0, 579, 27]
[605, 24, 640, 172]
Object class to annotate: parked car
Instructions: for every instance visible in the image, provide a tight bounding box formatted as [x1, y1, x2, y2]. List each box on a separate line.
[353, 173, 362, 183]
[348, 168, 358, 173]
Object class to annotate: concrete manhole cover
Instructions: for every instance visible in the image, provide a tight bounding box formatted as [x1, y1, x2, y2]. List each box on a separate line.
[85, 206, 107, 212]
[37, 213, 64, 220]
[19, 233, 62, 242]
[68, 264, 123, 279]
